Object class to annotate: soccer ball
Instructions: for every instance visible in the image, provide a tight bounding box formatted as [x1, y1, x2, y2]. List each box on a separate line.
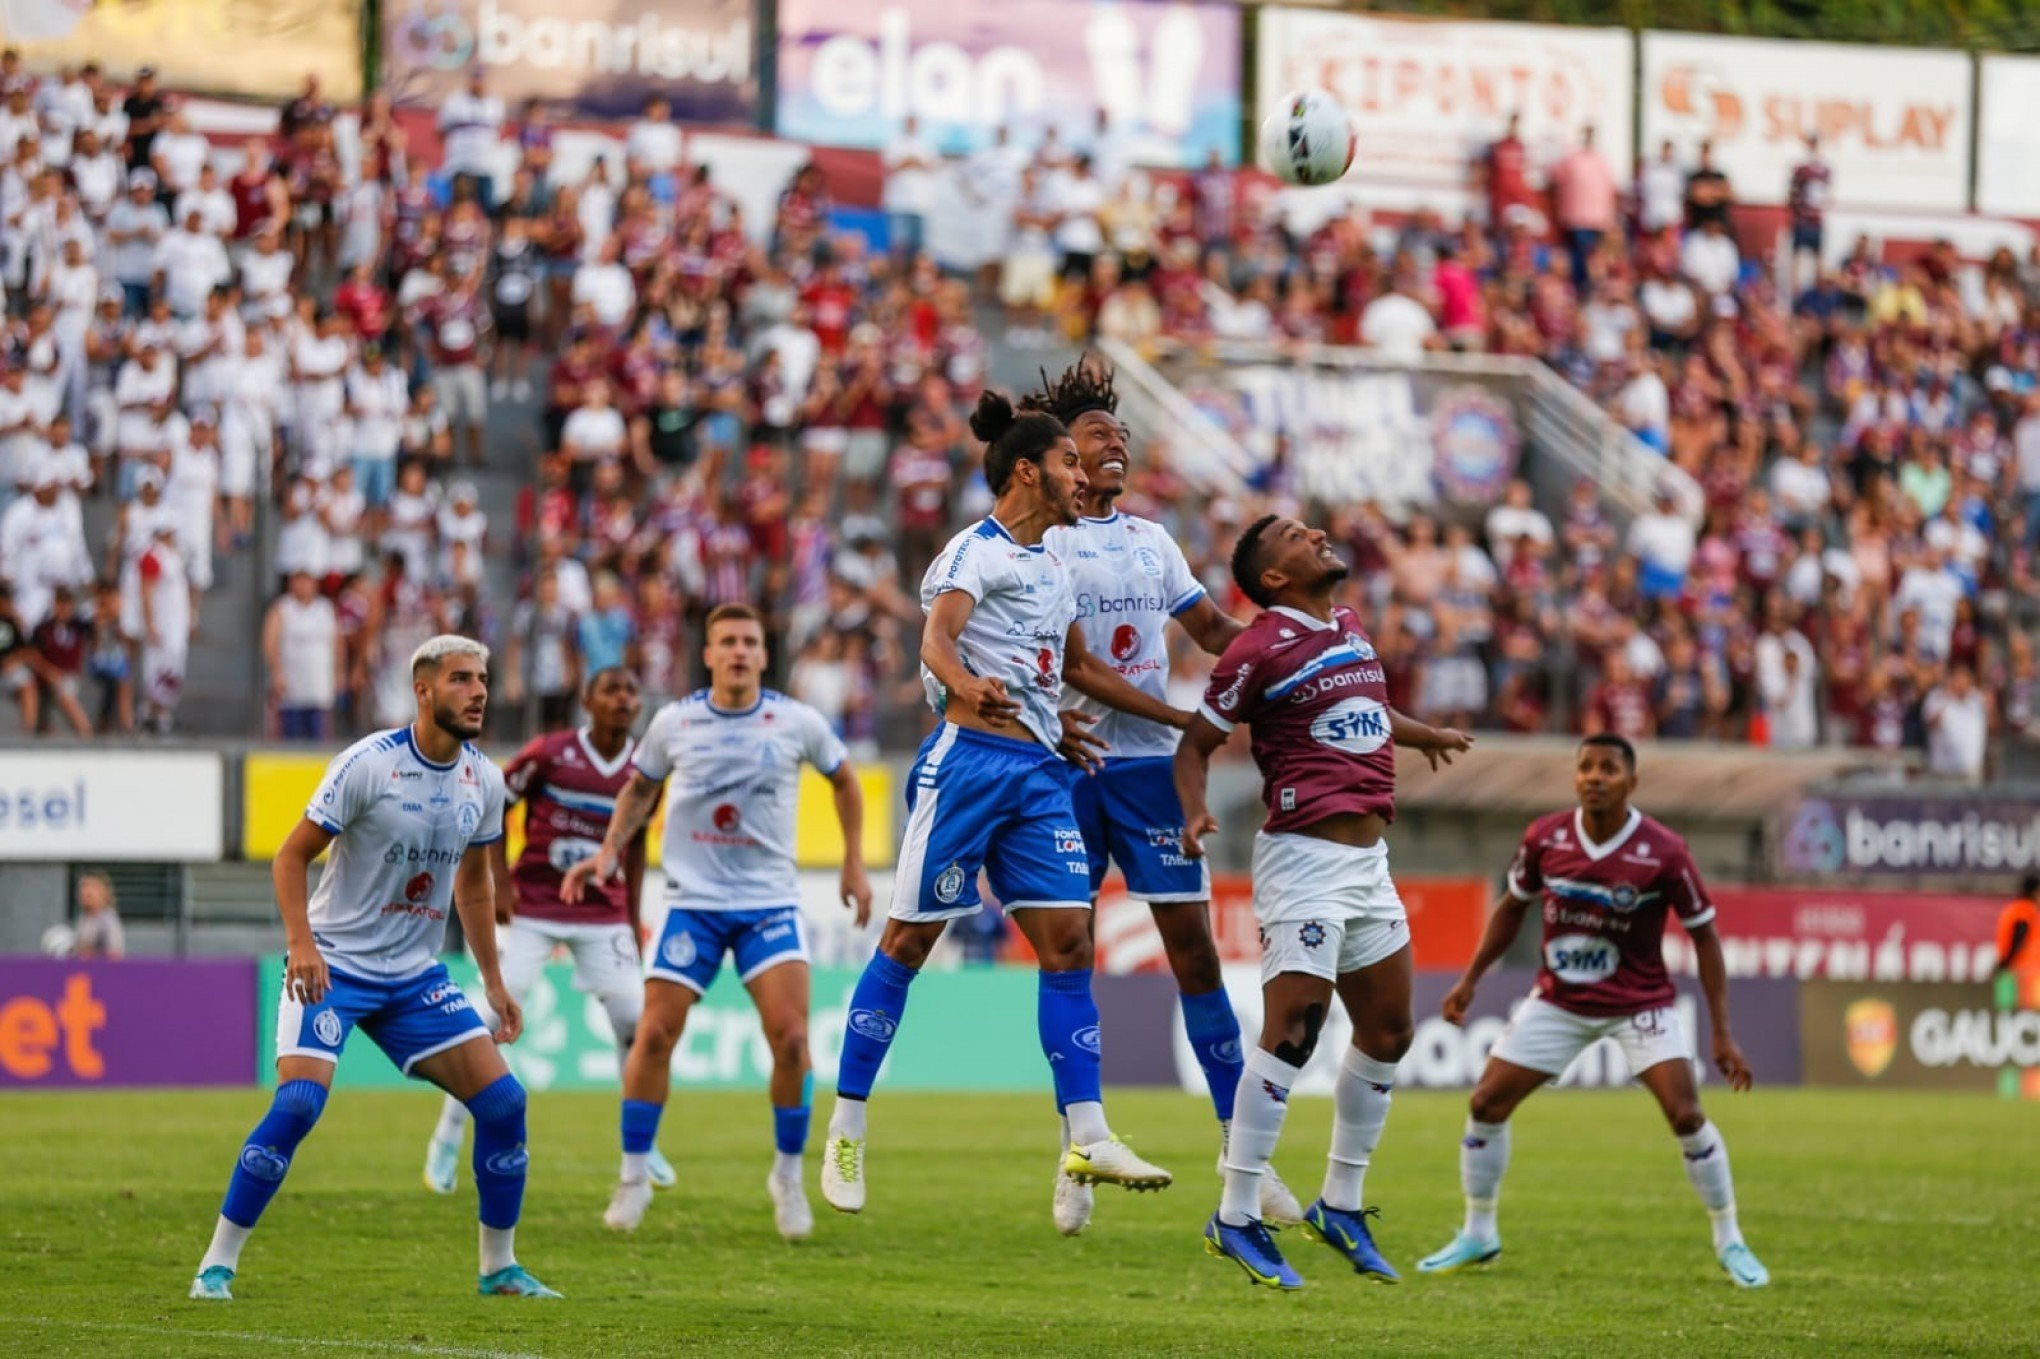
[40, 923, 77, 958]
[1259, 89, 1356, 187]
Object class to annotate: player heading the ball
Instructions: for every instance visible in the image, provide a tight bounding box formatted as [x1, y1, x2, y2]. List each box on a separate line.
[190, 635, 560, 1302]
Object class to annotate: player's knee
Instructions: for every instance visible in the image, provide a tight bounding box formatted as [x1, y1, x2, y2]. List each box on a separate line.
[768, 1024, 811, 1074]
[879, 922, 936, 970]
[465, 1073, 526, 1125]
[273, 1078, 329, 1134]
[1036, 934, 1094, 972]
[1268, 1002, 1326, 1068]
[1667, 1103, 1706, 1137]
[637, 1009, 685, 1057]
[1467, 1087, 1516, 1125]
[1162, 930, 1223, 993]
[1361, 1014, 1415, 1064]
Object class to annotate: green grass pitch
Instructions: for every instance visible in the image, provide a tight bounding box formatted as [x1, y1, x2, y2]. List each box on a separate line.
[1, 1086, 2033, 1357]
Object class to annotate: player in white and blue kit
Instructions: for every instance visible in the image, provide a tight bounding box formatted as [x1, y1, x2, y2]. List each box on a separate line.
[820, 389, 1191, 1217]
[564, 603, 872, 1242]
[1024, 360, 1304, 1234]
[188, 636, 559, 1302]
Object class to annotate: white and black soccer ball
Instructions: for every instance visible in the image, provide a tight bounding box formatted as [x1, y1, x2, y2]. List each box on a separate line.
[1258, 89, 1356, 187]
[40, 923, 77, 958]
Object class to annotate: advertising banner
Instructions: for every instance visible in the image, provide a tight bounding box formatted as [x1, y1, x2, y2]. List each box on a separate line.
[1802, 980, 2039, 1097]
[1256, 10, 1632, 192]
[1639, 32, 1971, 212]
[1661, 885, 2000, 984]
[1779, 792, 2040, 880]
[257, 957, 1044, 1092]
[0, 958, 256, 1089]
[380, 0, 756, 123]
[243, 753, 892, 868]
[1977, 55, 2040, 218]
[0, 0, 362, 101]
[0, 752, 223, 862]
[774, 0, 1242, 165]
[1171, 966, 1801, 1096]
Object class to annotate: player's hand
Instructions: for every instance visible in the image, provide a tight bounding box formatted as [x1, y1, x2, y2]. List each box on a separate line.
[1441, 977, 1477, 1025]
[1181, 811, 1219, 860]
[956, 675, 1021, 726]
[1713, 1032, 1753, 1092]
[840, 862, 874, 928]
[284, 941, 329, 1007]
[1056, 710, 1108, 774]
[561, 846, 618, 904]
[488, 986, 523, 1045]
[1422, 727, 1475, 771]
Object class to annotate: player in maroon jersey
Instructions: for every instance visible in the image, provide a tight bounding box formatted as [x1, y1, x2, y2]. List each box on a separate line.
[1416, 733, 1769, 1288]
[421, 668, 674, 1193]
[1175, 514, 1473, 1290]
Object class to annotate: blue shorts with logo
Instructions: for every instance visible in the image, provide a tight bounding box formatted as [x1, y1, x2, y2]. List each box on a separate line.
[648, 907, 807, 993]
[275, 961, 490, 1078]
[890, 723, 1090, 923]
[1069, 756, 1212, 902]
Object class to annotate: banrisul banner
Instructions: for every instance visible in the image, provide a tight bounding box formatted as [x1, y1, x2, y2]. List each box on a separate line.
[774, 0, 1242, 164]
[255, 957, 1049, 1092]
[0, 959, 255, 1089]
[1777, 793, 2040, 878]
[381, 0, 757, 123]
[1802, 981, 2040, 1098]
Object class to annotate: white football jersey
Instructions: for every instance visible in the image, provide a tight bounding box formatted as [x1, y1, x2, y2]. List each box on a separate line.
[635, 689, 847, 912]
[305, 727, 506, 980]
[919, 515, 1078, 751]
[1045, 510, 1207, 759]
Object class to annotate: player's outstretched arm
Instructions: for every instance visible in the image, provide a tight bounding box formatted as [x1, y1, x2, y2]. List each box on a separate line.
[563, 770, 662, 904]
[827, 763, 874, 927]
[1062, 622, 1190, 729]
[455, 843, 521, 1044]
[1390, 707, 1475, 771]
[1174, 595, 1246, 657]
[275, 817, 338, 1006]
[1442, 892, 1530, 1025]
[1688, 922, 1752, 1091]
[1172, 713, 1230, 860]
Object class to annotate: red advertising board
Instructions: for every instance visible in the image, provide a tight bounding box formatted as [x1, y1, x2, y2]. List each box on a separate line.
[1662, 886, 2001, 984]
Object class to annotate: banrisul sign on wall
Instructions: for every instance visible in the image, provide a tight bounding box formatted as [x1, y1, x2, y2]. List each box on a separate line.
[1778, 793, 2040, 876]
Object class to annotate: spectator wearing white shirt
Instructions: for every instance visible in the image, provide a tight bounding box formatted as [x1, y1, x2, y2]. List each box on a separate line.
[168, 412, 223, 594]
[1637, 140, 1684, 235]
[1627, 487, 1698, 602]
[1770, 439, 1831, 530]
[173, 163, 235, 240]
[1754, 602, 1820, 750]
[561, 379, 628, 490]
[319, 462, 367, 582]
[437, 69, 505, 206]
[2015, 391, 2040, 548]
[1924, 665, 1989, 781]
[571, 238, 635, 332]
[436, 480, 487, 585]
[1893, 546, 1966, 659]
[67, 128, 121, 223]
[1680, 216, 1741, 298]
[345, 344, 409, 511]
[262, 569, 340, 741]
[1616, 350, 1671, 452]
[1359, 275, 1438, 365]
[0, 468, 93, 630]
[271, 477, 329, 586]
[1048, 155, 1107, 276]
[624, 95, 683, 182]
[882, 114, 938, 260]
[103, 171, 167, 314]
[238, 223, 295, 323]
[149, 109, 209, 199]
[151, 206, 231, 319]
[1483, 479, 1554, 558]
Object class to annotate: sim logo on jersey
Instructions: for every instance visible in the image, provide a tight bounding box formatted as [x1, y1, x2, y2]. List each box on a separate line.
[933, 862, 967, 904]
[1544, 933, 1620, 983]
[1311, 696, 1391, 755]
[312, 1008, 343, 1047]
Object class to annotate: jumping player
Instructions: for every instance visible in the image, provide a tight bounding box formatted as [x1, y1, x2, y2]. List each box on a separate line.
[819, 390, 1190, 1217]
[1415, 734, 1770, 1288]
[1175, 515, 1473, 1290]
[566, 603, 872, 1242]
[1023, 361, 1300, 1236]
[190, 636, 559, 1301]
[422, 667, 677, 1195]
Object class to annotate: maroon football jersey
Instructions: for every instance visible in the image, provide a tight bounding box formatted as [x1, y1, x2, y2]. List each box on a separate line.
[1199, 604, 1397, 835]
[1507, 808, 1715, 1017]
[504, 729, 641, 925]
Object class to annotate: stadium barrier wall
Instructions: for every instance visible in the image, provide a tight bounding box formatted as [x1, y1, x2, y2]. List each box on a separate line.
[1776, 791, 2040, 882]
[1662, 886, 2003, 983]
[0, 751, 226, 863]
[0, 958, 255, 1089]
[1801, 980, 2040, 1098]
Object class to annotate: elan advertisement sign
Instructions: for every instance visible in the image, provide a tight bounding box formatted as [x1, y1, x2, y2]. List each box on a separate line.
[774, 0, 1242, 164]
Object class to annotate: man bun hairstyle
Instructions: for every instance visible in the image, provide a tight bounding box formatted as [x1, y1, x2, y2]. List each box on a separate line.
[1230, 513, 1282, 607]
[972, 388, 1068, 495]
[1021, 357, 1118, 425]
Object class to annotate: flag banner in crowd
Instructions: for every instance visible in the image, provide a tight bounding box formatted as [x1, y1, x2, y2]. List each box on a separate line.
[0, 0, 362, 100]
[380, 0, 757, 123]
[0, 959, 256, 1088]
[774, 0, 1242, 164]
[1801, 981, 2040, 1096]
[0, 753, 224, 862]
[1660, 886, 2002, 984]
[1976, 55, 2040, 218]
[1639, 31, 1971, 212]
[1255, 10, 1632, 193]
[1777, 794, 2040, 880]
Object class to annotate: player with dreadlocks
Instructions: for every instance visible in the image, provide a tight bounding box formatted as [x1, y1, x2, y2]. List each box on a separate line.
[1024, 358, 1303, 1237]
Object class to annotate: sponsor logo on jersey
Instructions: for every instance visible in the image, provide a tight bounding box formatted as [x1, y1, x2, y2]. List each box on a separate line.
[384, 842, 463, 867]
[547, 836, 600, 874]
[934, 863, 967, 904]
[661, 929, 698, 969]
[1310, 696, 1391, 755]
[401, 801, 424, 812]
[1543, 932, 1620, 984]
[848, 1008, 897, 1042]
[405, 871, 434, 903]
[312, 1008, 343, 1047]
[1110, 623, 1140, 663]
[421, 979, 463, 1007]
[1211, 661, 1254, 714]
[712, 803, 743, 833]
[1073, 1024, 1102, 1055]
[1144, 825, 1180, 849]
[1843, 998, 1898, 1077]
[239, 1144, 291, 1180]
[1053, 827, 1085, 857]
[1032, 648, 1058, 692]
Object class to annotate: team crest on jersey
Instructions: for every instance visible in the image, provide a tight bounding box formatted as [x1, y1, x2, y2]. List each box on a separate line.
[1610, 883, 1641, 912]
[1298, 921, 1327, 949]
[457, 801, 482, 838]
[934, 862, 967, 904]
[1132, 546, 1163, 579]
[312, 1008, 343, 1046]
[1344, 632, 1378, 662]
[662, 930, 698, 968]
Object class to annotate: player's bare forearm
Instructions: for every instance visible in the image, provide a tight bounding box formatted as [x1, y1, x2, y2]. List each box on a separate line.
[1462, 894, 1530, 987]
[919, 616, 981, 701]
[829, 764, 866, 870]
[1392, 707, 1474, 768]
[600, 772, 662, 857]
[454, 846, 503, 985]
[1690, 923, 1735, 1039]
[1064, 626, 1188, 728]
[1173, 716, 1228, 843]
[488, 840, 515, 925]
[1178, 596, 1246, 656]
[272, 819, 334, 948]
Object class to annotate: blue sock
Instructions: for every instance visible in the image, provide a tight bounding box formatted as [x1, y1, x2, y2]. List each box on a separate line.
[1037, 969, 1103, 1112]
[1180, 986, 1245, 1122]
[773, 1103, 811, 1156]
[466, 1075, 528, 1231]
[836, 951, 917, 1101]
[219, 1079, 327, 1228]
[620, 1098, 663, 1155]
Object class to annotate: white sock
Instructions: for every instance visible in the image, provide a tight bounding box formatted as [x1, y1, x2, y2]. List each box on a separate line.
[1322, 1048, 1397, 1211]
[772, 1150, 802, 1180]
[433, 1095, 469, 1147]
[620, 1151, 649, 1184]
[1219, 1048, 1299, 1225]
[829, 1096, 868, 1141]
[1678, 1121, 1743, 1250]
[200, 1216, 251, 1273]
[1065, 1100, 1109, 1147]
[479, 1224, 516, 1275]
[1461, 1118, 1509, 1241]
[1059, 1114, 1072, 1155]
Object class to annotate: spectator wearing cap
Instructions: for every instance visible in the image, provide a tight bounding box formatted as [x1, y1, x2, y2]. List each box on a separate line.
[104, 169, 166, 314]
[437, 68, 504, 207]
[263, 567, 340, 741]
